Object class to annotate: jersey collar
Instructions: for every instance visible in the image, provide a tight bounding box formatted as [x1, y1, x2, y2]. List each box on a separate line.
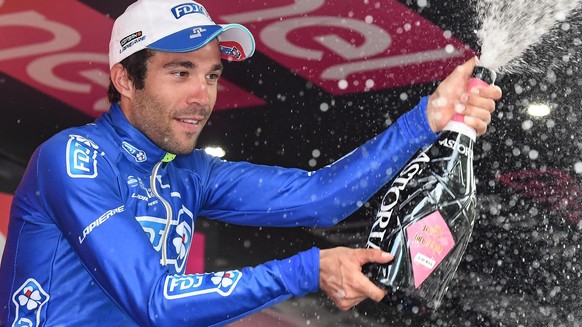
[101, 103, 175, 170]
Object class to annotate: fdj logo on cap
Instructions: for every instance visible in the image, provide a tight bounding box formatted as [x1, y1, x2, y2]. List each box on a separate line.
[171, 3, 209, 19]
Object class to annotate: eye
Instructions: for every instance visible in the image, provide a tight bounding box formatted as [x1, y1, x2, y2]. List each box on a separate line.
[172, 71, 189, 78]
[206, 72, 221, 84]
[207, 72, 220, 80]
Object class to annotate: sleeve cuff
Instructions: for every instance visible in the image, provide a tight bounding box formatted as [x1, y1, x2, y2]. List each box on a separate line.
[396, 96, 438, 146]
[276, 247, 320, 297]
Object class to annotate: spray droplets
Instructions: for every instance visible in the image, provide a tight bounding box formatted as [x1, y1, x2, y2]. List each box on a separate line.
[337, 80, 349, 90]
[445, 44, 456, 54]
[521, 120, 533, 130]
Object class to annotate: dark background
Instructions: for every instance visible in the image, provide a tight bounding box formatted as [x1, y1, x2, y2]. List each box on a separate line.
[2, 1, 582, 326]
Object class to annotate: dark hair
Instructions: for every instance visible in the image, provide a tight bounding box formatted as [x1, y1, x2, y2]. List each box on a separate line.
[107, 49, 154, 104]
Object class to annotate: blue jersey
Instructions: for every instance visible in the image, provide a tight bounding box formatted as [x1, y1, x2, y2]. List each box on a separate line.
[0, 98, 436, 327]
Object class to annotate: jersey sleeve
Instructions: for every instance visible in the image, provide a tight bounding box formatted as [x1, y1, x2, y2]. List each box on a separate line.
[35, 134, 319, 327]
[198, 97, 437, 227]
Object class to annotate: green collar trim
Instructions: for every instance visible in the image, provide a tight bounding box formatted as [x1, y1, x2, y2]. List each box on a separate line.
[162, 153, 176, 163]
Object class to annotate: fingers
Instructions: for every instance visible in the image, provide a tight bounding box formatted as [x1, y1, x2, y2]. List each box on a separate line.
[428, 58, 502, 134]
[319, 247, 391, 311]
[457, 84, 501, 135]
[329, 271, 387, 310]
[354, 273, 387, 302]
[354, 248, 393, 265]
[354, 249, 391, 302]
[332, 280, 387, 310]
[463, 115, 488, 135]
[467, 88, 496, 111]
[480, 83, 503, 101]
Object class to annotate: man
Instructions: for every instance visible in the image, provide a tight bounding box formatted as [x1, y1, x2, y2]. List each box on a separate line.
[0, 0, 501, 326]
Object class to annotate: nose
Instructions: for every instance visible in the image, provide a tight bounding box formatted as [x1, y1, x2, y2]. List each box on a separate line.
[186, 75, 210, 107]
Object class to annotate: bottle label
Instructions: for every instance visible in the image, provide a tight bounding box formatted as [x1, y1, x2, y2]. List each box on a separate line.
[406, 210, 455, 288]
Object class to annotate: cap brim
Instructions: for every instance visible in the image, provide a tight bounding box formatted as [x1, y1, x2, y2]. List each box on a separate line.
[147, 24, 255, 61]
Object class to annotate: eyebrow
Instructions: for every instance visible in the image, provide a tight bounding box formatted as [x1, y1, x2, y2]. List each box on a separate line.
[163, 60, 194, 69]
[212, 63, 224, 72]
[162, 61, 224, 72]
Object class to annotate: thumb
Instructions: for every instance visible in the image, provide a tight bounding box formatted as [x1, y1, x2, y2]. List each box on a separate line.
[454, 57, 478, 80]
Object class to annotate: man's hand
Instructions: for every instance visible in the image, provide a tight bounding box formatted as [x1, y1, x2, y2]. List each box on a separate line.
[319, 247, 392, 311]
[427, 57, 503, 136]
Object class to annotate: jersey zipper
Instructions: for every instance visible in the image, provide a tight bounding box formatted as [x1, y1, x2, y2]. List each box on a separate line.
[151, 160, 173, 266]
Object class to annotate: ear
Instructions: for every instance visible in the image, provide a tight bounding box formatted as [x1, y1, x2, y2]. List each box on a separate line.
[110, 63, 134, 100]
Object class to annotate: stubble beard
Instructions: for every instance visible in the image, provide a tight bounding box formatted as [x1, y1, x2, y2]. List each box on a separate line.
[132, 91, 200, 155]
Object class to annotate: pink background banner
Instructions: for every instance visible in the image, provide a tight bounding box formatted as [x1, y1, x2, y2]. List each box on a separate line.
[0, 0, 264, 118]
[205, 0, 472, 95]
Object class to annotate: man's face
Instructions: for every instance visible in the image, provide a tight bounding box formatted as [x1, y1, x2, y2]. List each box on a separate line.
[126, 40, 223, 155]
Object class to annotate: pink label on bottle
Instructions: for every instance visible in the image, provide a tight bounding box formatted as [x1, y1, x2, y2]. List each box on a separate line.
[406, 211, 455, 288]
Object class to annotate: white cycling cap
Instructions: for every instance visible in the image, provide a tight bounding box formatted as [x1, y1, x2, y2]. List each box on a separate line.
[109, 0, 255, 68]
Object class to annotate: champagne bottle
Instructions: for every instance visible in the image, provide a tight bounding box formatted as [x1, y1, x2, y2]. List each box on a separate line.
[363, 66, 496, 312]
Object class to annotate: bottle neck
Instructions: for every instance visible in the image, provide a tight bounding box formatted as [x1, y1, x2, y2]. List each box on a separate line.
[443, 120, 476, 142]
[443, 65, 495, 143]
